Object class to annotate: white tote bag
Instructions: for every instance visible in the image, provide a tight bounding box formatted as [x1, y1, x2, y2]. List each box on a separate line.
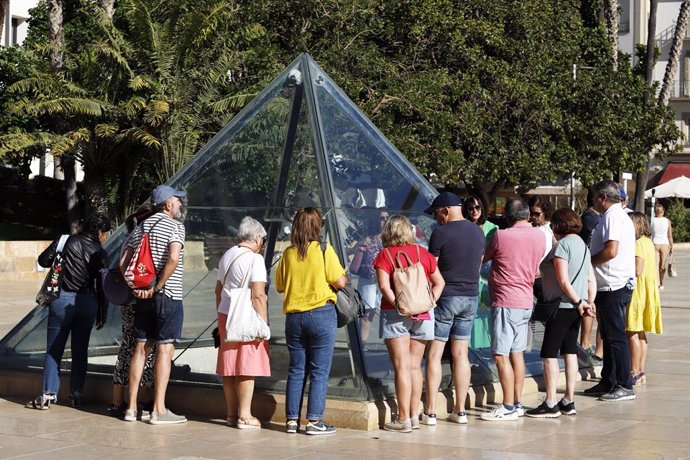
[224, 256, 271, 343]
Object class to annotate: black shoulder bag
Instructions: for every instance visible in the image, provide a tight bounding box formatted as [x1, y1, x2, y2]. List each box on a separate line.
[320, 242, 365, 328]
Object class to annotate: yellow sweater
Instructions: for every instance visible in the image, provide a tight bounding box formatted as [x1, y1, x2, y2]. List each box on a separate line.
[275, 241, 345, 314]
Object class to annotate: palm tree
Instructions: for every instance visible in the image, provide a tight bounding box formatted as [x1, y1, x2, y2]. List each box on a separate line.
[658, 1, 690, 106]
[1, 0, 263, 220]
[634, 0, 660, 212]
[604, 0, 619, 70]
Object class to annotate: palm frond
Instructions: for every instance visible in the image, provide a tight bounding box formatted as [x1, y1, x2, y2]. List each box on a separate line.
[13, 97, 104, 117]
[95, 123, 119, 138]
[0, 131, 56, 156]
[115, 127, 162, 149]
[209, 93, 256, 113]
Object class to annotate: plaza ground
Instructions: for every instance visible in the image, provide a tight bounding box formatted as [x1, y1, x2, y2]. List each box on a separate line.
[0, 247, 688, 459]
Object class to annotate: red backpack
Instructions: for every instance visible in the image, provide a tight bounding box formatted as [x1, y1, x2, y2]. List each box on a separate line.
[123, 217, 165, 289]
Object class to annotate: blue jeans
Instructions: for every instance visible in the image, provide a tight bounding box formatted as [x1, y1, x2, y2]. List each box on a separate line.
[43, 290, 98, 395]
[285, 303, 337, 421]
[596, 287, 634, 389]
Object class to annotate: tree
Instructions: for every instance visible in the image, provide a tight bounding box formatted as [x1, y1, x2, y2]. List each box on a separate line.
[0, 0, 6, 40]
[658, 1, 690, 107]
[1, 0, 267, 220]
[634, 0, 660, 212]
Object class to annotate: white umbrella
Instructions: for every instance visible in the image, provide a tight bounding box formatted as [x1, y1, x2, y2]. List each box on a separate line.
[645, 175, 690, 199]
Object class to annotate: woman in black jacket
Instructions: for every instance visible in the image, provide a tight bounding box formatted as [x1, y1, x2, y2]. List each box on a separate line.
[28, 213, 111, 410]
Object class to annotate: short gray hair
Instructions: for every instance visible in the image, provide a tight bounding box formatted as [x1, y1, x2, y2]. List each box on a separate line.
[591, 180, 621, 203]
[237, 216, 267, 243]
[505, 197, 529, 221]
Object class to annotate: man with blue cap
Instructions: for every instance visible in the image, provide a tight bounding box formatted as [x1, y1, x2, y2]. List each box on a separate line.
[120, 184, 187, 425]
[421, 191, 486, 426]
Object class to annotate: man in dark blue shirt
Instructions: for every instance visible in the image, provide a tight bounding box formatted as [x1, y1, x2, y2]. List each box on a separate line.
[420, 192, 486, 425]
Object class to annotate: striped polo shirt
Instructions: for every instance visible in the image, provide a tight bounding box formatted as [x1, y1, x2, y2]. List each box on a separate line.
[127, 212, 185, 300]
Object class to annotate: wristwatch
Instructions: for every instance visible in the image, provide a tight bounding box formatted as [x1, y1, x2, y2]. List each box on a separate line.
[573, 299, 583, 308]
[153, 286, 162, 294]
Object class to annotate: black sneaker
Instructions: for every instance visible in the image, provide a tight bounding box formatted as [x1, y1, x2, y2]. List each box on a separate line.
[600, 385, 636, 402]
[305, 420, 336, 435]
[525, 401, 561, 418]
[583, 382, 610, 396]
[558, 399, 577, 416]
[286, 420, 299, 434]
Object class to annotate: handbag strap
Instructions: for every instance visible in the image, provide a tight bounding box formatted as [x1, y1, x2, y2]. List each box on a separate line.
[569, 241, 587, 285]
[222, 247, 253, 286]
[56, 234, 70, 253]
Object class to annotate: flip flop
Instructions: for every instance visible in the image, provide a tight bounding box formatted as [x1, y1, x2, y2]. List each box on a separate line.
[237, 417, 261, 430]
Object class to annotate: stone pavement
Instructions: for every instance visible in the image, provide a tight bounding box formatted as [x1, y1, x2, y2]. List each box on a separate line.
[0, 249, 688, 459]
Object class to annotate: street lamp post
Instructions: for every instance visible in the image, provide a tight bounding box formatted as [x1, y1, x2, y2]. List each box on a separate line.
[570, 64, 597, 210]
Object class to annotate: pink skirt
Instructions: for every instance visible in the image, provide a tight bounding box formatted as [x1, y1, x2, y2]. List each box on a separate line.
[216, 313, 271, 377]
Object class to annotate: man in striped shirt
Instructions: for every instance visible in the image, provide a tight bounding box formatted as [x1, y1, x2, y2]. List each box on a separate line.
[121, 185, 187, 425]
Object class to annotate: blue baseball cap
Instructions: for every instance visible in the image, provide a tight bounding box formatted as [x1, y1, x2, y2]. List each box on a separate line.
[619, 188, 628, 201]
[424, 191, 462, 215]
[151, 185, 186, 206]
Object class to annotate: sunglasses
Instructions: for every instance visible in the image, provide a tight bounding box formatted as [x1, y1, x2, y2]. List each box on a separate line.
[468, 206, 482, 211]
[530, 211, 543, 218]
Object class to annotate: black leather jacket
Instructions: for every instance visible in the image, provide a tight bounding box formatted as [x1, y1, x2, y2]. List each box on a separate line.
[38, 233, 107, 295]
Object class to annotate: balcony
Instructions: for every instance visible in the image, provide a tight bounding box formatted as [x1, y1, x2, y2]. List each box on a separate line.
[669, 80, 690, 99]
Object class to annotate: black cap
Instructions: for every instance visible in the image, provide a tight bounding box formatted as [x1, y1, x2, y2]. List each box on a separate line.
[424, 191, 462, 215]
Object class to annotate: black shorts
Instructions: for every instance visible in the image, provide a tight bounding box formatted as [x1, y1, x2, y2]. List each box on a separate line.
[540, 308, 581, 358]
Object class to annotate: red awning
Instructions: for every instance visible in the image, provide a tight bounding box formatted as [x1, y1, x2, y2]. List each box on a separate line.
[646, 162, 690, 188]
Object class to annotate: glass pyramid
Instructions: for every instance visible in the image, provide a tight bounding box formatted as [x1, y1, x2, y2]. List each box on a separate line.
[0, 54, 505, 401]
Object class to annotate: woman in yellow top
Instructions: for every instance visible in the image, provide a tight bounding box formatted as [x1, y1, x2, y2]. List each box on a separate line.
[276, 208, 347, 435]
[627, 212, 662, 386]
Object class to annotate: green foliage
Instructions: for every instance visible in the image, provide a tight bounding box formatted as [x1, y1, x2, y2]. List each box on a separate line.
[667, 199, 690, 243]
[0, 0, 683, 221]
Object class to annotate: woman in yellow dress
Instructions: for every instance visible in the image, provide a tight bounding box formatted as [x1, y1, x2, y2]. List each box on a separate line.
[626, 212, 662, 385]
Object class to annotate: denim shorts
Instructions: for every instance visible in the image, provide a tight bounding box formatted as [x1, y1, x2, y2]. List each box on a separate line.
[381, 308, 434, 341]
[133, 294, 184, 343]
[490, 307, 532, 355]
[434, 295, 479, 341]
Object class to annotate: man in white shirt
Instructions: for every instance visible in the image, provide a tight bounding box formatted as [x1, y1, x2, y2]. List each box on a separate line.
[584, 180, 636, 402]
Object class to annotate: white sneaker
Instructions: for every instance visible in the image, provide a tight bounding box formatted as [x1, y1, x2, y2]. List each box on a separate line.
[448, 412, 468, 424]
[514, 402, 525, 417]
[480, 405, 518, 421]
[419, 412, 437, 426]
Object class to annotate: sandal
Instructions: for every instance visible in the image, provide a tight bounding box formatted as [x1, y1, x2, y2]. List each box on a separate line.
[632, 372, 646, 385]
[227, 415, 238, 427]
[27, 394, 56, 410]
[107, 402, 128, 416]
[237, 416, 261, 430]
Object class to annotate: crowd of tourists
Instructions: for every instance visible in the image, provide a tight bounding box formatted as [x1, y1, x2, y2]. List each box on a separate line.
[27, 179, 667, 434]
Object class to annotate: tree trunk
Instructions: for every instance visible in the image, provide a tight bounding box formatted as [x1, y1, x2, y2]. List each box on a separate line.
[658, 1, 690, 106]
[47, 0, 64, 69]
[604, 0, 620, 70]
[99, 0, 115, 20]
[634, 0, 659, 212]
[0, 0, 6, 40]
[47, 0, 79, 232]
